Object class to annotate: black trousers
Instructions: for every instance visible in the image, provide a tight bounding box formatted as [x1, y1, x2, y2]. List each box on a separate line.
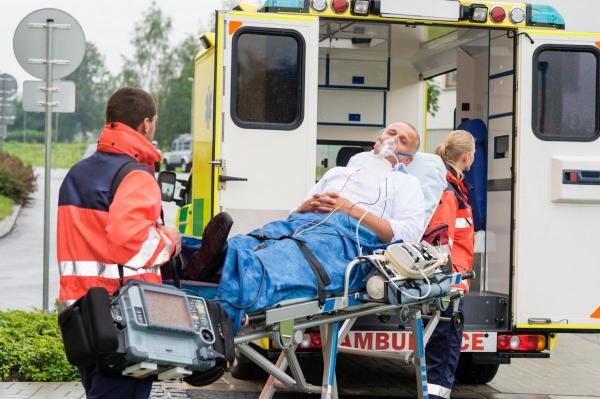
[425, 301, 464, 399]
[79, 364, 153, 399]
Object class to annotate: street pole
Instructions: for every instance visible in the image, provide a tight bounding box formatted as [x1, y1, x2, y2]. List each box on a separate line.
[42, 18, 54, 313]
[23, 111, 26, 142]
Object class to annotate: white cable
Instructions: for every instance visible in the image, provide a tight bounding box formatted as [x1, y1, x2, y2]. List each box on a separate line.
[355, 209, 369, 256]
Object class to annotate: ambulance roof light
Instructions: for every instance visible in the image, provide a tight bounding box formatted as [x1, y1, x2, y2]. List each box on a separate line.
[332, 0, 349, 13]
[489, 5, 506, 23]
[311, 0, 328, 12]
[460, 4, 488, 23]
[351, 0, 371, 16]
[526, 3, 565, 29]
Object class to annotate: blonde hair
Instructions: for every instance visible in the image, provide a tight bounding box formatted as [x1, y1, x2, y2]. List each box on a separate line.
[435, 130, 475, 180]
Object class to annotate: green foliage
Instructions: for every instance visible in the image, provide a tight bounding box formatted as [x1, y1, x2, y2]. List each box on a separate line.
[4, 142, 87, 169]
[0, 195, 12, 221]
[57, 42, 116, 142]
[427, 80, 441, 117]
[6, 130, 45, 143]
[120, 1, 175, 95]
[0, 310, 79, 382]
[0, 152, 36, 204]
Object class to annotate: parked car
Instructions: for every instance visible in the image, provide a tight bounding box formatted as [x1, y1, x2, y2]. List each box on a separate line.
[163, 134, 192, 172]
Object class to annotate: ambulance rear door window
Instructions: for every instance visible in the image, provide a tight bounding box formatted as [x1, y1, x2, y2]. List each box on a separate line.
[231, 28, 305, 130]
[532, 45, 600, 141]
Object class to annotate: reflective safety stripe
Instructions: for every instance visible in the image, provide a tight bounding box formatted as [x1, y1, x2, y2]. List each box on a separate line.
[428, 383, 452, 399]
[455, 217, 472, 228]
[60, 261, 161, 279]
[125, 226, 162, 268]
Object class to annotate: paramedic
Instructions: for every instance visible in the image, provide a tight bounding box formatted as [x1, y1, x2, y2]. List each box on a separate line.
[425, 130, 476, 399]
[57, 87, 182, 399]
[293, 122, 424, 243]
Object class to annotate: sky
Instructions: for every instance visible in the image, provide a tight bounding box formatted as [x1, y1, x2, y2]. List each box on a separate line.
[0, 0, 227, 91]
[1, 0, 598, 94]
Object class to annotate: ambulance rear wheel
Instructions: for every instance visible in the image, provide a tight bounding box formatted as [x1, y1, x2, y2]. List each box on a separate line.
[230, 350, 267, 381]
[455, 354, 500, 384]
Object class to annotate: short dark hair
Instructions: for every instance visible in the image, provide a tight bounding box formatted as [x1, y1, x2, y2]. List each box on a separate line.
[106, 87, 157, 130]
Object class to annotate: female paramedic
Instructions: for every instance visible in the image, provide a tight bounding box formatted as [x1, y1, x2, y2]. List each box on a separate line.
[425, 130, 476, 399]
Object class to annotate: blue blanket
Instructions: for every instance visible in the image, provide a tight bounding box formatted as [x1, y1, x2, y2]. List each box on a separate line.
[215, 212, 390, 330]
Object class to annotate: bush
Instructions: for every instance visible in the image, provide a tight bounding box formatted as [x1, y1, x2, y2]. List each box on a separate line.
[6, 130, 45, 143]
[0, 152, 36, 204]
[0, 310, 79, 382]
[0, 195, 12, 220]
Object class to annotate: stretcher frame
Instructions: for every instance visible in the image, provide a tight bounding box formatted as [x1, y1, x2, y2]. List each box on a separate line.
[232, 257, 464, 399]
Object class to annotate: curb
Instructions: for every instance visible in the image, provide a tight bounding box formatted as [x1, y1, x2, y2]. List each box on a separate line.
[0, 204, 22, 239]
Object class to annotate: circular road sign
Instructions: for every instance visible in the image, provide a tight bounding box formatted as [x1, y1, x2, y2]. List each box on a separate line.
[13, 8, 86, 80]
[0, 74, 18, 97]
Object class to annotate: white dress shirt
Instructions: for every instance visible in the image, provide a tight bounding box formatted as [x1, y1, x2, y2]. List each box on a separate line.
[301, 151, 425, 243]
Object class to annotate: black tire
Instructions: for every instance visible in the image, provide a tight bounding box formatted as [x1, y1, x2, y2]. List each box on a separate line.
[455, 354, 500, 384]
[230, 350, 268, 381]
[164, 160, 173, 171]
[184, 161, 192, 173]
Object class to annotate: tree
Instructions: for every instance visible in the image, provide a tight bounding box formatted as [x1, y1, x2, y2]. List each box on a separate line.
[59, 42, 115, 141]
[427, 80, 441, 117]
[119, 1, 175, 96]
[155, 35, 200, 147]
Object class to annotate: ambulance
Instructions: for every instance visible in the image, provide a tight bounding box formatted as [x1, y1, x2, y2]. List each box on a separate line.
[171, 0, 600, 384]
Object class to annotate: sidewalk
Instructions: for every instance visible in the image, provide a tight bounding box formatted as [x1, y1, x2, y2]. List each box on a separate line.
[0, 382, 188, 399]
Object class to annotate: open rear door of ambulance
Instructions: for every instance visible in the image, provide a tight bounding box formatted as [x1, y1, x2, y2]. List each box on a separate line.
[514, 29, 600, 331]
[211, 11, 319, 235]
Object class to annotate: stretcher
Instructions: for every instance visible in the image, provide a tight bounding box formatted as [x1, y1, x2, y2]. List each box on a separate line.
[174, 244, 470, 399]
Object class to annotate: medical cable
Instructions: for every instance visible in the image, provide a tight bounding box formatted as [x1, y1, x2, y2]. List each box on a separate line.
[213, 256, 267, 311]
[294, 199, 349, 237]
[292, 169, 361, 236]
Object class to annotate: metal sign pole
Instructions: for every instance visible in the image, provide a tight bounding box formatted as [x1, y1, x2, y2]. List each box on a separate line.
[0, 77, 4, 153]
[42, 18, 54, 313]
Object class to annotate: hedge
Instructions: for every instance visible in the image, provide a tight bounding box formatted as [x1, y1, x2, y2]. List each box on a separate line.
[0, 310, 79, 382]
[6, 130, 46, 144]
[0, 152, 36, 204]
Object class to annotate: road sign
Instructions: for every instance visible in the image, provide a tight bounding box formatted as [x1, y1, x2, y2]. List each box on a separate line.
[0, 74, 18, 97]
[23, 80, 75, 113]
[13, 8, 86, 80]
[13, 8, 85, 313]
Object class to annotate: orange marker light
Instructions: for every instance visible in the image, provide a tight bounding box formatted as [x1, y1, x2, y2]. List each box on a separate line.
[229, 21, 243, 35]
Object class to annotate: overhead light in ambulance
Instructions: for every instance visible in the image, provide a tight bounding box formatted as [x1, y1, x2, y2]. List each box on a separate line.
[509, 7, 525, 24]
[490, 5, 506, 23]
[311, 0, 328, 12]
[331, 0, 349, 13]
[351, 0, 371, 16]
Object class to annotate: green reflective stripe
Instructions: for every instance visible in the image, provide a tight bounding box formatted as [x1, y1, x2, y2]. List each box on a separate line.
[178, 205, 190, 234]
[192, 199, 205, 237]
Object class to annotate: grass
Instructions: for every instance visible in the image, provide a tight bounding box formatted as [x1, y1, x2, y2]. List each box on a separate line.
[4, 142, 87, 169]
[0, 195, 12, 221]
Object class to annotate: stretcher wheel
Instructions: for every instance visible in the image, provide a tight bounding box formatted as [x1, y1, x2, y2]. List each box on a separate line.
[451, 311, 464, 331]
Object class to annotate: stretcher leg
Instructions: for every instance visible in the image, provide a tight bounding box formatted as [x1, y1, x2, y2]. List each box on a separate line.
[258, 352, 287, 399]
[320, 322, 340, 399]
[410, 311, 429, 399]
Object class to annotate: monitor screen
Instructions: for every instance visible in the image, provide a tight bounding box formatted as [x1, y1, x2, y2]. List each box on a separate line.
[144, 290, 192, 330]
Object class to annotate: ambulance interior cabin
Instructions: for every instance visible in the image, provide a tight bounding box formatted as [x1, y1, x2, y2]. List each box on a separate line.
[316, 21, 513, 327]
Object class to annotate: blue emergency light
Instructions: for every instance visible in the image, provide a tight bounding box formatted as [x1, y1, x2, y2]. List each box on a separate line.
[526, 4, 565, 29]
[264, 0, 309, 12]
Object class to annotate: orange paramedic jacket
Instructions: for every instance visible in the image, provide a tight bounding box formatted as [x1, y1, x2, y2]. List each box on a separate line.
[427, 169, 474, 292]
[57, 122, 174, 307]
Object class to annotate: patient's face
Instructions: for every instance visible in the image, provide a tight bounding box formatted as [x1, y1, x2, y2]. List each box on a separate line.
[378, 124, 419, 165]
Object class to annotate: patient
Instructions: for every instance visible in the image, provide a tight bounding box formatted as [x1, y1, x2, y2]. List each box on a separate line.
[185, 122, 430, 329]
[293, 121, 424, 243]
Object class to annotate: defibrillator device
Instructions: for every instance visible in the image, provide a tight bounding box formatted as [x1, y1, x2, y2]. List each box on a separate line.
[58, 280, 234, 385]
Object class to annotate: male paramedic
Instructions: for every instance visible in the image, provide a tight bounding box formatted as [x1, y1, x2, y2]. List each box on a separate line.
[57, 87, 182, 399]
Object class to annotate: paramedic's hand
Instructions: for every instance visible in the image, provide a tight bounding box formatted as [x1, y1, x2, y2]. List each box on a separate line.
[296, 193, 338, 213]
[315, 192, 352, 214]
[160, 225, 182, 255]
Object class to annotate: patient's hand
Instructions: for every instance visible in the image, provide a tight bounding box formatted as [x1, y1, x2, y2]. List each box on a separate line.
[314, 192, 352, 214]
[295, 193, 339, 213]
